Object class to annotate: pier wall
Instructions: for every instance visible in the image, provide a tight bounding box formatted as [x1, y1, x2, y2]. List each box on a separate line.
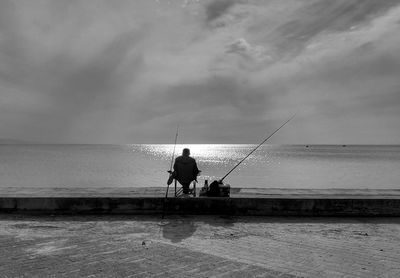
[1, 197, 400, 216]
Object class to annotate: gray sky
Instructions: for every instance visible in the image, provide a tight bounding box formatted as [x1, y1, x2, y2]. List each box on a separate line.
[1, 0, 400, 144]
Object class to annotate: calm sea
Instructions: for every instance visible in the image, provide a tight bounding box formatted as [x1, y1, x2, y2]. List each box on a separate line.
[0, 144, 399, 189]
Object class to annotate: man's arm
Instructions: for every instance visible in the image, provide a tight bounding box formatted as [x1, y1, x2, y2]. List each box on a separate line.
[193, 161, 200, 177]
[173, 158, 178, 172]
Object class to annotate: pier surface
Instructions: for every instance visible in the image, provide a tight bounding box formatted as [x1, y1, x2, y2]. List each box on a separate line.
[1, 214, 400, 277]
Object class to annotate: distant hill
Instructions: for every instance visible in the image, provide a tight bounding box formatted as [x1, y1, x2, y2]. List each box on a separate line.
[0, 139, 35, 144]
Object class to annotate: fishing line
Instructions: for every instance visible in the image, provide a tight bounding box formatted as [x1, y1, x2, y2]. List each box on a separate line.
[219, 114, 296, 182]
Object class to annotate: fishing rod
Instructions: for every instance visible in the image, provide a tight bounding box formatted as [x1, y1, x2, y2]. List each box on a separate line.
[166, 124, 179, 194]
[169, 125, 179, 173]
[219, 114, 296, 183]
[162, 125, 179, 219]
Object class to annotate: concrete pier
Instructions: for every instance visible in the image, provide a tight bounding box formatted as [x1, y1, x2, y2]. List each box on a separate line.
[2, 187, 400, 216]
[2, 188, 400, 277]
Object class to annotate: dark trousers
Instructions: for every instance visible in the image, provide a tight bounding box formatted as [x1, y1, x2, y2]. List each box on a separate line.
[181, 182, 190, 194]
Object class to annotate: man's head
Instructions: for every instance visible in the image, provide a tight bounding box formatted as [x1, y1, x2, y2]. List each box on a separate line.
[182, 148, 190, 157]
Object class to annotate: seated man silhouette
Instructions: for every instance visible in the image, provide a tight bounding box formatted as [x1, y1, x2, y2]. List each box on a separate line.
[173, 148, 200, 195]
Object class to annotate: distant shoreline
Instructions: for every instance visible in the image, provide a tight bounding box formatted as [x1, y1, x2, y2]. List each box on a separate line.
[0, 139, 36, 144]
[0, 141, 399, 146]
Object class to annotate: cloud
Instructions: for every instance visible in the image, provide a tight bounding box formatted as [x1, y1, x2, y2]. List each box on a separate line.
[225, 38, 269, 65]
[249, 0, 400, 62]
[205, 0, 239, 22]
[1, 0, 400, 143]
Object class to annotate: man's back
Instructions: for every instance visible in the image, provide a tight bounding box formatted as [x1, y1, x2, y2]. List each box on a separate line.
[174, 154, 199, 185]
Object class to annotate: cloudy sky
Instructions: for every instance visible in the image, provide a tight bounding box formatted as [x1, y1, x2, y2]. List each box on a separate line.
[1, 0, 400, 144]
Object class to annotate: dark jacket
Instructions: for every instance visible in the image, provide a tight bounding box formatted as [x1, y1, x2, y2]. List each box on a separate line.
[173, 155, 200, 185]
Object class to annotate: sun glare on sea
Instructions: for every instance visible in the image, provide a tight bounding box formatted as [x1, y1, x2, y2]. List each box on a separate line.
[138, 144, 249, 162]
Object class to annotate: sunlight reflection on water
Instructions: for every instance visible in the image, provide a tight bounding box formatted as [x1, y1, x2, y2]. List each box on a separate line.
[140, 144, 253, 163]
[134, 144, 270, 183]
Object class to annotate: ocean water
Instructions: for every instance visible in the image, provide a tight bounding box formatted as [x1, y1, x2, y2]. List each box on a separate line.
[0, 144, 399, 189]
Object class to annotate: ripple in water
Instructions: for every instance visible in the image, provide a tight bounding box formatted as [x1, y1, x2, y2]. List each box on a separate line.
[0, 144, 399, 189]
